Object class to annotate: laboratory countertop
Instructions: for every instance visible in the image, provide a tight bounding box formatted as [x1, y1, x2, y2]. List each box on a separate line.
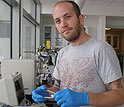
[13, 102, 59, 107]
[20, 95, 59, 107]
[14, 103, 47, 107]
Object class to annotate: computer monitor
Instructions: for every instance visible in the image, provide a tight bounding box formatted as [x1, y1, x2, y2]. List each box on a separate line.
[0, 72, 26, 105]
[1, 59, 36, 94]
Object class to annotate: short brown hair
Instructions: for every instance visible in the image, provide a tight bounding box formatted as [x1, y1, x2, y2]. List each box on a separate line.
[54, 1, 81, 17]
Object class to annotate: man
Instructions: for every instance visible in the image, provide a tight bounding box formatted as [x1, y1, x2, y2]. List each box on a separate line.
[32, 1, 124, 107]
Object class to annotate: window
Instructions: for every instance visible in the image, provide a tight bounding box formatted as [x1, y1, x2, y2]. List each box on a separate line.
[22, 17, 35, 59]
[0, 0, 12, 60]
[22, 0, 40, 59]
[0, 0, 41, 60]
[106, 35, 119, 49]
[113, 36, 118, 48]
[23, 0, 36, 19]
[106, 36, 111, 45]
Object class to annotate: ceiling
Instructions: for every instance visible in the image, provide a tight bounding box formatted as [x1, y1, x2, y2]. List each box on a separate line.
[40, 0, 124, 7]
[85, 0, 124, 7]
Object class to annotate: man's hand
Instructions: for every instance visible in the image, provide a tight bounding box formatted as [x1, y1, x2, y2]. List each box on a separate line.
[53, 88, 89, 107]
[32, 85, 49, 104]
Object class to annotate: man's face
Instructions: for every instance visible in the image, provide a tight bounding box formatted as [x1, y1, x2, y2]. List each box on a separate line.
[53, 2, 82, 42]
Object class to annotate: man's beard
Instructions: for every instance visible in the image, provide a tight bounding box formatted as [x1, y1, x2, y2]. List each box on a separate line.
[61, 20, 81, 42]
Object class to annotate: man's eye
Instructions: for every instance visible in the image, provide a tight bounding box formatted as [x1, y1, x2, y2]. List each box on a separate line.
[55, 20, 60, 24]
[65, 15, 71, 19]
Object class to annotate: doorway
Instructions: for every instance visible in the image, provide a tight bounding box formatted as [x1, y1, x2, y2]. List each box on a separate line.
[106, 16, 124, 74]
[105, 28, 124, 74]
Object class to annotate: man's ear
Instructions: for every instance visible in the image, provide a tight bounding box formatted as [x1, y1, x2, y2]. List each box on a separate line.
[79, 14, 84, 25]
[55, 27, 59, 32]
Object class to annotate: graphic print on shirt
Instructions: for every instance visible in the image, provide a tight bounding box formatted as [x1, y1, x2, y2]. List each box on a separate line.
[58, 57, 96, 92]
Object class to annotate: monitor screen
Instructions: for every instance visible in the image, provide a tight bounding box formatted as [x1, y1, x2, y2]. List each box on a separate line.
[0, 73, 26, 105]
[14, 77, 25, 105]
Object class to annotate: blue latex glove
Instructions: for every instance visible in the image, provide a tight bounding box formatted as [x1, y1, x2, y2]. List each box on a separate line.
[53, 88, 89, 107]
[32, 85, 49, 104]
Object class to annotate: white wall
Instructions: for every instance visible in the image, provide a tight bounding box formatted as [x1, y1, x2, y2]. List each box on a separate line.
[97, 16, 106, 41]
[106, 17, 124, 28]
[84, 15, 99, 39]
[41, 3, 55, 14]
[82, 5, 124, 16]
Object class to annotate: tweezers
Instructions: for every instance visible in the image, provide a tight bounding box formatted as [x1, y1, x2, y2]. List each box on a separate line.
[44, 90, 55, 99]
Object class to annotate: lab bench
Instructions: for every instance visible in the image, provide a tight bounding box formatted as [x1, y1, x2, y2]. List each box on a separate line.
[25, 94, 60, 107]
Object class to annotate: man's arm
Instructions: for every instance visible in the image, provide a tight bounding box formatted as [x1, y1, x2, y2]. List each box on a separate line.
[88, 78, 124, 107]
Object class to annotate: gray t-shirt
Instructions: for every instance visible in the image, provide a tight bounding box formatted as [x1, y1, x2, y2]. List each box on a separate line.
[53, 38, 122, 93]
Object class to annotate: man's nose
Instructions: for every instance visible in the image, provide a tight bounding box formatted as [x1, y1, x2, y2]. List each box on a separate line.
[61, 19, 68, 28]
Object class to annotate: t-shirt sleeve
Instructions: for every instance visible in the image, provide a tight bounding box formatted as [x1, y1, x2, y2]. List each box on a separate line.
[97, 43, 122, 84]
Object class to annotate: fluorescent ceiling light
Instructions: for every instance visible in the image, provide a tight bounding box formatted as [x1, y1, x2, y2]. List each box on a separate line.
[105, 28, 111, 30]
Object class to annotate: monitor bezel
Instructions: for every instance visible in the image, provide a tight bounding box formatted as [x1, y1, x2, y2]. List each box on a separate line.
[12, 73, 26, 105]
